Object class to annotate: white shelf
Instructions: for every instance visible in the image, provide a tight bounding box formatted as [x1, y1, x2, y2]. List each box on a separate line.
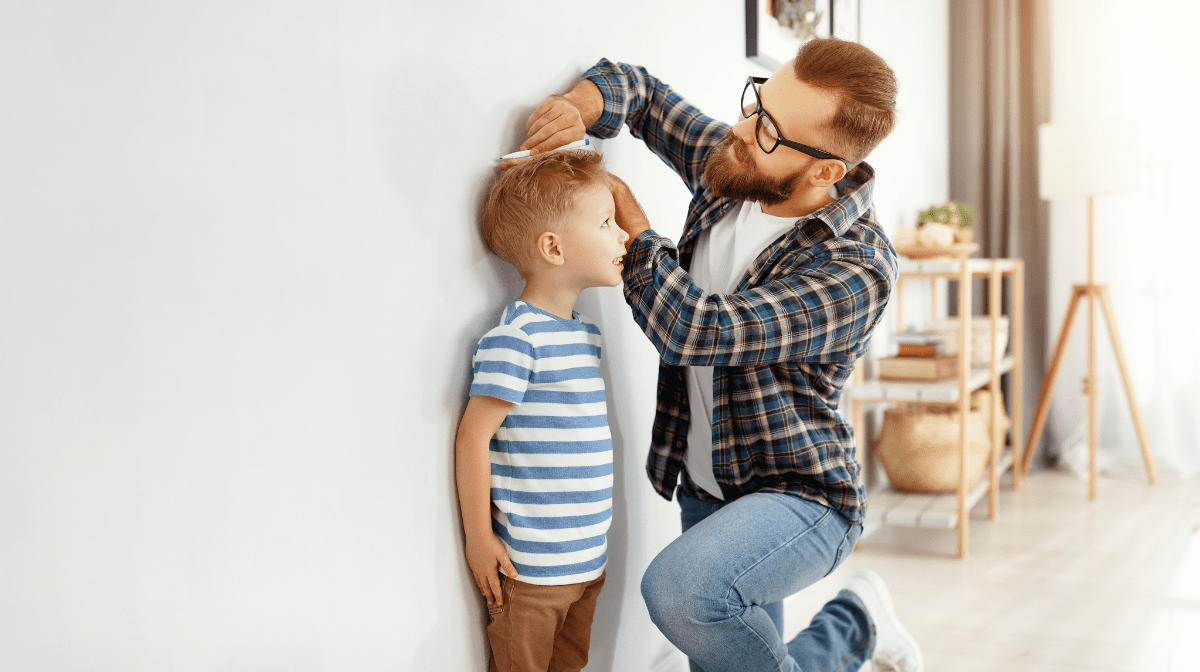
[862, 451, 1014, 534]
[896, 257, 1018, 275]
[849, 355, 1013, 403]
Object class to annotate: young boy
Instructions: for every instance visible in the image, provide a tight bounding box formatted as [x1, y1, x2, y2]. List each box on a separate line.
[455, 149, 628, 672]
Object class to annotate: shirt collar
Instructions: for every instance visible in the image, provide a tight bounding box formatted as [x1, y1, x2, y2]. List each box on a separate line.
[805, 161, 875, 236]
[684, 162, 876, 251]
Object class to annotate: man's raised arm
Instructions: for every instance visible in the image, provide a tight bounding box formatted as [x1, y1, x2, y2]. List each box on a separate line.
[520, 80, 603, 155]
[511, 59, 728, 195]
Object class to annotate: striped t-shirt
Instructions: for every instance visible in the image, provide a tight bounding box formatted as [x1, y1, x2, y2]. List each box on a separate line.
[469, 300, 613, 586]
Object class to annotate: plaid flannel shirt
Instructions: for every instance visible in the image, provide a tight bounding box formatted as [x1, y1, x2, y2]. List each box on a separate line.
[582, 59, 897, 524]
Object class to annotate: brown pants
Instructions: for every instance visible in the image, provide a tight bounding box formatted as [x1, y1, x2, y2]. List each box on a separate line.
[486, 572, 606, 672]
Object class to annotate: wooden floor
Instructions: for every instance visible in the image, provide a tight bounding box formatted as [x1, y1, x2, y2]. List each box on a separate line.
[781, 470, 1200, 672]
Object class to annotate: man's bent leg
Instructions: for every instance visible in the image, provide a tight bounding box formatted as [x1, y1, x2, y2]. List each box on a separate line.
[677, 492, 782, 672]
[642, 492, 869, 672]
[787, 589, 874, 671]
[679, 494, 786, 639]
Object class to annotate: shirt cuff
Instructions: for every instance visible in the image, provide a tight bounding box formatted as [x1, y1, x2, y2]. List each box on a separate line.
[622, 229, 675, 286]
[581, 57, 627, 140]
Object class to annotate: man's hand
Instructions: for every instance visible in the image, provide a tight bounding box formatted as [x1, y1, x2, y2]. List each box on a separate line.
[522, 94, 587, 155]
[465, 531, 519, 607]
[607, 173, 651, 248]
[498, 95, 584, 170]
[500, 80, 604, 170]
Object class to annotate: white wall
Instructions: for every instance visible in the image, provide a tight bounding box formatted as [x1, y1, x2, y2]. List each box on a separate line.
[1043, 0, 1200, 478]
[857, 0, 951, 348]
[0, 1, 947, 670]
[1043, 0, 1130, 470]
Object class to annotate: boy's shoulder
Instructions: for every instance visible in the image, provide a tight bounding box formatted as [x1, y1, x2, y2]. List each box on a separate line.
[473, 303, 534, 356]
[473, 301, 603, 367]
[498, 300, 540, 330]
[497, 300, 602, 337]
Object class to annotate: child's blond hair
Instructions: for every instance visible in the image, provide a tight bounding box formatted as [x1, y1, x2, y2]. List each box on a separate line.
[481, 150, 607, 277]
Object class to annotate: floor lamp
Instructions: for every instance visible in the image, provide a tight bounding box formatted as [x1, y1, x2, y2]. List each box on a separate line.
[1020, 122, 1158, 499]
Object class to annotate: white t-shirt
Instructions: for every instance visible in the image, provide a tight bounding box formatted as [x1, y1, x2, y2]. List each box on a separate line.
[685, 200, 800, 499]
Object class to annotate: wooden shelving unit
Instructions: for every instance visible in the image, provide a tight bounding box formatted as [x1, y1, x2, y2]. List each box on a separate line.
[849, 246, 1025, 558]
[864, 451, 1013, 532]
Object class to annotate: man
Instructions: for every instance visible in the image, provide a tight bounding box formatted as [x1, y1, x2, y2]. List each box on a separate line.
[515, 38, 921, 672]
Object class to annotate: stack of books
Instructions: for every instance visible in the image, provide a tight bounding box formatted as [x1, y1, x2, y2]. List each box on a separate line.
[878, 331, 960, 381]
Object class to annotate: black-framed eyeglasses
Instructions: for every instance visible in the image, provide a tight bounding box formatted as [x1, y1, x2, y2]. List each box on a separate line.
[741, 76, 847, 165]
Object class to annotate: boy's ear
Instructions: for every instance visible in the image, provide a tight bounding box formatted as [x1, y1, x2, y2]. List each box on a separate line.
[536, 231, 565, 267]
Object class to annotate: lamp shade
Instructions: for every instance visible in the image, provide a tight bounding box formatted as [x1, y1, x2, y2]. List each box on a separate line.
[1038, 121, 1138, 199]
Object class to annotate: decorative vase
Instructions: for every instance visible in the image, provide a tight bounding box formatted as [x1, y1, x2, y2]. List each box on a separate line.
[953, 227, 974, 243]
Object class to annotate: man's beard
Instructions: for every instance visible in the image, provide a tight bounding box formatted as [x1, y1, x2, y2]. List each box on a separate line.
[703, 131, 814, 207]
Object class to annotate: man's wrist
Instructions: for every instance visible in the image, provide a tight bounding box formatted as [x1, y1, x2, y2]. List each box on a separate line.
[564, 79, 603, 129]
[616, 211, 650, 243]
[626, 222, 651, 239]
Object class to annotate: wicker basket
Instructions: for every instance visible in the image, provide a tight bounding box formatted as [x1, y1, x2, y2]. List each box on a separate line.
[872, 389, 1011, 493]
[927, 317, 1010, 368]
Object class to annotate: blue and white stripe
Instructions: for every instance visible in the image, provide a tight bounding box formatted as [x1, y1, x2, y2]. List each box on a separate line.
[470, 300, 612, 586]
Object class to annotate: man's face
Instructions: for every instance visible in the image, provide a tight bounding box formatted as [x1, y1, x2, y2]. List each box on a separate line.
[704, 63, 839, 206]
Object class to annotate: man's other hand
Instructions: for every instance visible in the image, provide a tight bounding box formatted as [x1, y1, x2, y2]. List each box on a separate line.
[607, 173, 651, 248]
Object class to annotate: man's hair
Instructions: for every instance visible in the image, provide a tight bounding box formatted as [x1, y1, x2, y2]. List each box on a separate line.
[793, 37, 898, 166]
[481, 150, 607, 277]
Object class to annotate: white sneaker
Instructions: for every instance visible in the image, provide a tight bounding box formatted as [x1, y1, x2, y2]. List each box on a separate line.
[842, 569, 923, 672]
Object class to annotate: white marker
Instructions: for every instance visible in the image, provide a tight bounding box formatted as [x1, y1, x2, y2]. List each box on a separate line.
[499, 138, 591, 161]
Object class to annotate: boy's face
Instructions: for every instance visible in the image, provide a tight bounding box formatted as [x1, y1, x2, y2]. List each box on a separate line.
[555, 181, 627, 289]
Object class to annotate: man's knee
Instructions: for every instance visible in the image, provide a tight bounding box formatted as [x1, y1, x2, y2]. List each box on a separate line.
[641, 551, 693, 630]
[640, 553, 670, 618]
[641, 549, 735, 635]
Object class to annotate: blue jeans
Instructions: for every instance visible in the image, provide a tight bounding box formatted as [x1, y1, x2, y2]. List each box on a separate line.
[641, 490, 874, 672]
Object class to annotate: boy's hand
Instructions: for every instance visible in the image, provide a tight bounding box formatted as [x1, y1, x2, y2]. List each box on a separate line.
[466, 531, 519, 606]
[607, 172, 651, 246]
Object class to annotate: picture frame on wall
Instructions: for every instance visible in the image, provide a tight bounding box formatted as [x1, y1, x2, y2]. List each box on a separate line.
[746, 0, 860, 71]
[832, 0, 860, 42]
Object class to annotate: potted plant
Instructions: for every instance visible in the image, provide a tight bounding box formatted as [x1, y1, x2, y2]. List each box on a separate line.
[916, 201, 976, 244]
